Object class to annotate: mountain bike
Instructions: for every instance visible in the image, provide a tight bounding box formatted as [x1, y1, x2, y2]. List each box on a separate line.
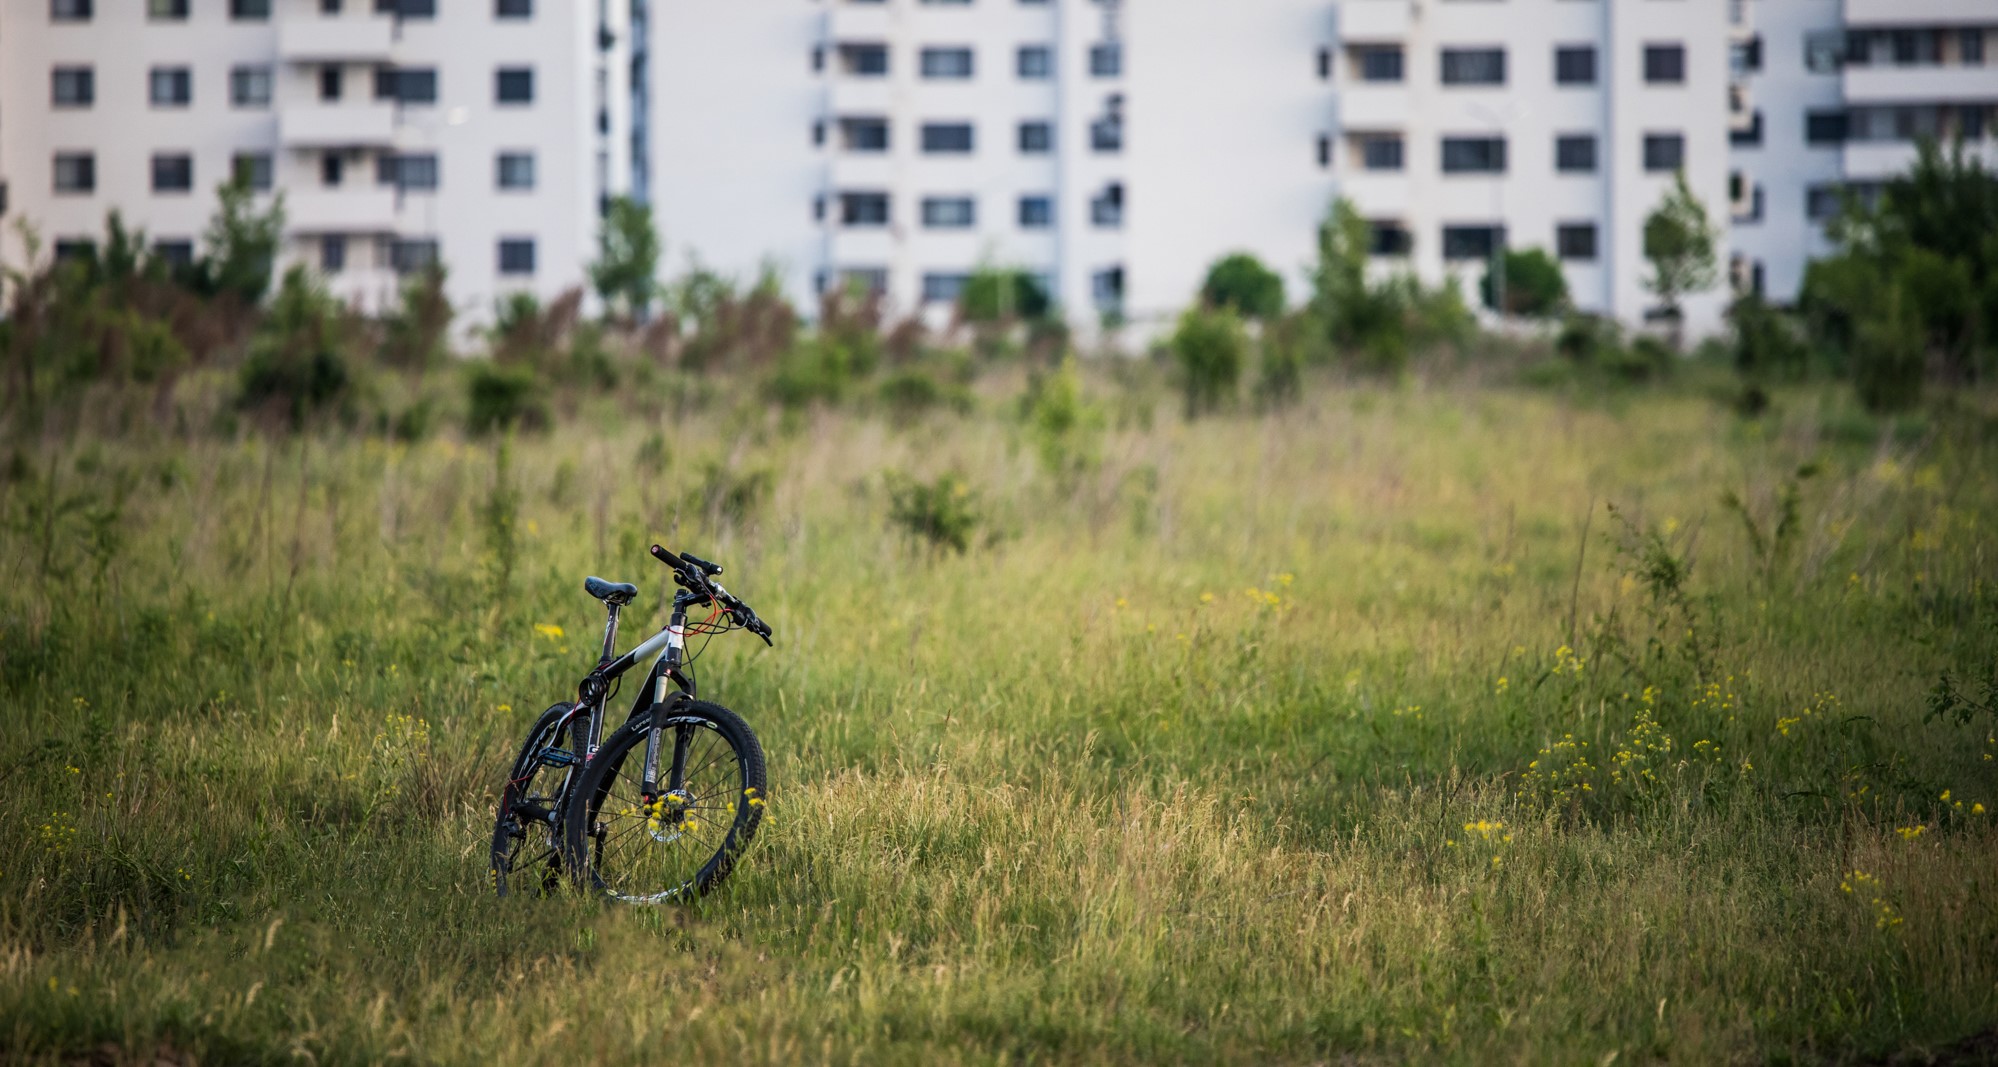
[490, 545, 773, 902]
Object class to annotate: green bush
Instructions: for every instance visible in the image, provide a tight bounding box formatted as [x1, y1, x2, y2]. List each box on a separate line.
[886, 471, 982, 555]
[1200, 253, 1285, 320]
[1024, 357, 1104, 483]
[1727, 293, 1810, 383]
[1170, 306, 1247, 418]
[1480, 248, 1569, 318]
[464, 362, 546, 435]
[1556, 313, 1622, 365]
[878, 368, 972, 423]
[1854, 286, 1926, 413]
[236, 267, 350, 430]
[960, 269, 1052, 325]
[768, 339, 865, 408]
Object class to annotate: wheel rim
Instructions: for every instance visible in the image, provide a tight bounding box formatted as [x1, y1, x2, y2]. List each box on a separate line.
[588, 717, 745, 903]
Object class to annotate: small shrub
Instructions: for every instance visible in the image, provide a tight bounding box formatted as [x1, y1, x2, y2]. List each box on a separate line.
[1257, 336, 1303, 410]
[1854, 285, 1925, 413]
[1556, 313, 1621, 365]
[1201, 253, 1285, 320]
[879, 368, 971, 423]
[236, 267, 350, 430]
[1481, 247, 1569, 318]
[1728, 293, 1810, 383]
[886, 471, 981, 555]
[1170, 305, 1247, 418]
[465, 362, 547, 435]
[960, 269, 1052, 325]
[768, 339, 863, 408]
[1024, 357, 1104, 484]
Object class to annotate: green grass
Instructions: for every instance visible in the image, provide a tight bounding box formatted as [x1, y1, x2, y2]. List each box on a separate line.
[3, 369, 1996, 1064]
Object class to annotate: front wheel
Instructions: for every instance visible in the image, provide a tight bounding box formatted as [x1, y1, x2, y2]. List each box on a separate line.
[561, 700, 766, 903]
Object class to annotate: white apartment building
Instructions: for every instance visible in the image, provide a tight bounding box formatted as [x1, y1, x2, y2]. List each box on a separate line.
[1729, 0, 1998, 304]
[0, 0, 627, 326]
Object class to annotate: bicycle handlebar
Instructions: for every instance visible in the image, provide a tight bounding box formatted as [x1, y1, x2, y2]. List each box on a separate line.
[651, 544, 773, 646]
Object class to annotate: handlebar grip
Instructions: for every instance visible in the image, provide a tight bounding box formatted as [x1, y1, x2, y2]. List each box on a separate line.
[650, 544, 688, 570]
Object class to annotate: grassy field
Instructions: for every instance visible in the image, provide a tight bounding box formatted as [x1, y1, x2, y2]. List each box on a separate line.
[2, 367, 1996, 1064]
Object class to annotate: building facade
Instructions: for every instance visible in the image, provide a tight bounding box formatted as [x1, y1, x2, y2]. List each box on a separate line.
[0, 0, 626, 325]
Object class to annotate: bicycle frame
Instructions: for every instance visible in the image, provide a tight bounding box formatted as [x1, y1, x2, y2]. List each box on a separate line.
[554, 588, 710, 815]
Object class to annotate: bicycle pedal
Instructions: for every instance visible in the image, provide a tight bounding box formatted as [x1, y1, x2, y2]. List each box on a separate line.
[537, 747, 580, 767]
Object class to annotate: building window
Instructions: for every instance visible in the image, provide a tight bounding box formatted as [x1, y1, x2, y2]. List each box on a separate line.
[496, 151, 535, 190]
[151, 153, 193, 193]
[378, 152, 439, 190]
[1354, 45, 1403, 83]
[1805, 110, 1848, 145]
[1644, 44, 1686, 84]
[390, 238, 440, 275]
[1090, 43, 1122, 78]
[1554, 134, 1596, 173]
[1090, 182, 1123, 228]
[1440, 47, 1505, 86]
[1091, 266, 1124, 310]
[1018, 120, 1053, 154]
[496, 0, 531, 16]
[1359, 134, 1404, 171]
[1091, 106, 1123, 153]
[1317, 135, 1331, 168]
[52, 67, 94, 108]
[1963, 29, 1985, 66]
[1731, 35, 1763, 76]
[320, 67, 344, 101]
[840, 191, 890, 226]
[1368, 221, 1412, 257]
[1441, 224, 1503, 261]
[1643, 132, 1685, 172]
[1804, 30, 1844, 73]
[921, 196, 976, 229]
[1554, 46, 1595, 86]
[1732, 109, 1764, 147]
[498, 238, 536, 276]
[150, 67, 193, 107]
[321, 235, 347, 273]
[922, 123, 975, 154]
[323, 0, 344, 10]
[1806, 183, 1843, 221]
[1441, 136, 1506, 174]
[380, 0, 437, 16]
[839, 43, 890, 76]
[922, 273, 970, 304]
[375, 67, 439, 104]
[840, 117, 890, 152]
[231, 66, 273, 107]
[153, 240, 195, 270]
[233, 152, 274, 191]
[54, 152, 96, 194]
[1017, 45, 1052, 79]
[52, 0, 92, 21]
[321, 153, 344, 187]
[920, 47, 975, 79]
[149, 0, 189, 19]
[1556, 223, 1597, 261]
[53, 240, 97, 262]
[1317, 47, 1332, 80]
[496, 67, 534, 104]
[1019, 195, 1053, 229]
[231, 0, 271, 18]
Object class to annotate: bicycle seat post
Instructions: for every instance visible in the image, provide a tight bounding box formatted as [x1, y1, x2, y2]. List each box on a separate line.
[599, 602, 622, 666]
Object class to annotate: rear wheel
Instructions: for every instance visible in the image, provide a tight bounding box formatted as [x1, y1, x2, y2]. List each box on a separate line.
[491, 702, 582, 897]
[561, 701, 766, 903]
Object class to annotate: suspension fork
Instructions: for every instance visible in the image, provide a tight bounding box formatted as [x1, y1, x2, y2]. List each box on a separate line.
[640, 600, 691, 797]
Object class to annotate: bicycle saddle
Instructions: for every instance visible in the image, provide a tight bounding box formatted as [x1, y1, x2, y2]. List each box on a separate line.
[583, 577, 638, 605]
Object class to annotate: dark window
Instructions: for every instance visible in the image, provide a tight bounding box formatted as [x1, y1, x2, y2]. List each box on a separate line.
[153, 240, 195, 269]
[1441, 225, 1503, 260]
[922, 123, 974, 154]
[52, 67, 94, 107]
[1368, 221, 1411, 257]
[1317, 47, 1332, 80]
[1806, 183, 1842, 221]
[321, 235, 347, 273]
[1963, 29, 1985, 66]
[54, 152, 95, 194]
[379, 0, 436, 15]
[1441, 136, 1506, 173]
[53, 240, 97, 262]
[390, 238, 439, 274]
[1360, 135, 1404, 171]
[1091, 265, 1124, 308]
[497, 151, 534, 189]
[923, 273, 970, 303]
[1440, 47, 1505, 86]
[376, 67, 439, 104]
[1555, 134, 1596, 173]
[151, 153, 193, 193]
[1806, 110, 1848, 145]
[1731, 109, 1763, 147]
[231, 0, 271, 18]
[1556, 223, 1596, 261]
[1805, 30, 1844, 73]
[812, 120, 825, 147]
[1554, 46, 1595, 85]
[231, 66, 273, 107]
[52, 0, 92, 21]
[149, 0, 188, 19]
[1317, 134, 1331, 168]
[921, 47, 974, 79]
[378, 152, 439, 190]
[233, 152, 273, 191]
[1091, 182, 1123, 228]
[1018, 120, 1053, 154]
[1091, 111, 1123, 153]
[1644, 44, 1686, 84]
[496, 0, 531, 16]
[1018, 45, 1052, 79]
[320, 67, 344, 101]
[1090, 43, 1122, 77]
[321, 153, 344, 186]
[498, 238, 536, 275]
[840, 43, 890, 76]
[150, 67, 192, 107]
[1019, 194, 1053, 228]
[840, 117, 890, 152]
[1731, 36, 1763, 76]
[840, 191, 890, 226]
[921, 196, 976, 228]
[496, 67, 534, 104]
[1644, 133, 1685, 172]
[1355, 45, 1403, 82]
[322, 0, 343, 10]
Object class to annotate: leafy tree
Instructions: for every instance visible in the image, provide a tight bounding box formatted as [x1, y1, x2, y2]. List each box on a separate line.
[960, 268, 1051, 324]
[1170, 305, 1247, 418]
[1641, 171, 1719, 339]
[1480, 247, 1568, 318]
[1201, 253, 1285, 320]
[194, 166, 285, 306]
[589, 195, 661, 319]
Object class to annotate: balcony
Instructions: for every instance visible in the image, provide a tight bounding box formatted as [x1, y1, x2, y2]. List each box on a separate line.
[279, 103, 397, 147]
[1844, 0, 1991, 26]
[277, 16, 395, 62]
[1843, 65, 1998, 105]
[1336, 85, 1407, 129]
[285, 189, 398, 235]
[1336, 0, 1411, 42]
